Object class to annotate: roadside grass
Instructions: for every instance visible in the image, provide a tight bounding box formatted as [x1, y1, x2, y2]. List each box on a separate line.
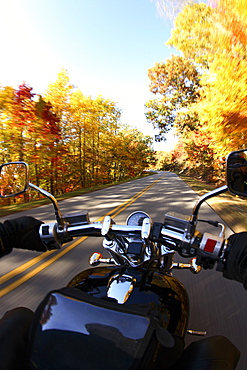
[0, 174, 150, 218]
[0, 187, 101, 217]
[180, 175, 247, 233]
[179, 175, 217, 196]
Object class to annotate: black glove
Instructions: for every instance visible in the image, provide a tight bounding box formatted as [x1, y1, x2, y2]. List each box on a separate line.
[223, 232, 247, 290]
[0, 216, 46, 257]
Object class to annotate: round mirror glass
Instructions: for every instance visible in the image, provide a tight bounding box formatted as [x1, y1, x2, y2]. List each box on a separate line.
[227, 149, 247, 197]
[0, 162, 28, 197]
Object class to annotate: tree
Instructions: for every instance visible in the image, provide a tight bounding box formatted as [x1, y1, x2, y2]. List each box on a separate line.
[151, 0, 247, 175]
[193, 0, 247, 156]
[166, 3, 214, 66]
[44, 69, 73, 193]
[0, 69, 156, 198]
[145, 55, 201, 139]
[145, 98, 174, 141]
[108, 125, 155, 181]
[0, 86, 15, 162]
[34, 96, 62, 190]
[10, 84, 37, 161]
[44, 68, 73, 122]
[68, 90, 122, 188]
[183, 131, 215, 180]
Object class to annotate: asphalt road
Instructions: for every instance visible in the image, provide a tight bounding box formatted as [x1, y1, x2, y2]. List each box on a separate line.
[0, 172, 246, 369]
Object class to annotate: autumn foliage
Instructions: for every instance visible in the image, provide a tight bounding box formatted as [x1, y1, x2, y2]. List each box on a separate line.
[148, 0, 247, 181]
[0, 70, 155, 198]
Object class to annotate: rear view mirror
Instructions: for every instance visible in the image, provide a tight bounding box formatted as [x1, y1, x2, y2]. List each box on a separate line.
[0, 162, 29, 198]
[226, 149, 247, 197]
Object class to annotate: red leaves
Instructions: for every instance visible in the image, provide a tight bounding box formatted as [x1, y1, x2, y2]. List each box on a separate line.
[35, 97, 61, 139]
[12, 83, 36, 129]
[1, 76, 155, 195]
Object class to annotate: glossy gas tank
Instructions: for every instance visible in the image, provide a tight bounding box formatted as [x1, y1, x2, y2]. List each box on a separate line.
[67, 266, 189, 339]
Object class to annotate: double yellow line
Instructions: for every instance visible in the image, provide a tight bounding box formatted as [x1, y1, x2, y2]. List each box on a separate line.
[0, 174, 165, 297]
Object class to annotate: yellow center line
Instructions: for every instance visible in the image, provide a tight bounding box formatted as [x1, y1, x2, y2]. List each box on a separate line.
[0, 250, 55, 285]
[0, 174, 165, 297]
[0, 237, 87, 298]
[110, 176, 163, 218]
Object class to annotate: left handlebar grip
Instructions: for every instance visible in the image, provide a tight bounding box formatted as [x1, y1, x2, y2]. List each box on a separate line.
[39, 223, 68, 250]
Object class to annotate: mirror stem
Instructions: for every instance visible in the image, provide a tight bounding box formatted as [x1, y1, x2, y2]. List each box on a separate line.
[29, 183, 64, 227]
[190, 185, 228, 223]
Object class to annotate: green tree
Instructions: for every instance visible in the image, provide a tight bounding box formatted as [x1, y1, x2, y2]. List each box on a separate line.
[145, 55, 201, 139]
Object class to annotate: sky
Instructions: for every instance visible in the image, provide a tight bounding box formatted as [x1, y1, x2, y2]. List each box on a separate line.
[0, 0, 178, 151]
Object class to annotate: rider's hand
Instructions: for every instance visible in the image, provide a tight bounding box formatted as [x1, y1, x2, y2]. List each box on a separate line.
[223, 232, 247, 290]
[0, 216, 46, 257]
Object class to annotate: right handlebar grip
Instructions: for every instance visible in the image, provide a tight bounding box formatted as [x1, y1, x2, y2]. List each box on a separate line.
[199, 232, 224, 258]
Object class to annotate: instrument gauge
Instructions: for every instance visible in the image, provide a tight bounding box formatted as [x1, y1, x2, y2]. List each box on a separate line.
[126, 211, 151, 226]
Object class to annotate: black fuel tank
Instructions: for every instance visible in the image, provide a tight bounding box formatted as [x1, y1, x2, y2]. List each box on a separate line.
[67, 266, 189, 338]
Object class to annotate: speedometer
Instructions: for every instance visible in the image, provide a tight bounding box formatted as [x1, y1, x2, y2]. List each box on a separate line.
[126, 211, 151, 226]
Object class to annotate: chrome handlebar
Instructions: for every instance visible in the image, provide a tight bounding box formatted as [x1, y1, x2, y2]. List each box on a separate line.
[39, 216, 225, 266]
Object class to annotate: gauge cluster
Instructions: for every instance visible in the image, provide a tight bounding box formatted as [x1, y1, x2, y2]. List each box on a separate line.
[126, 211, 151, 227]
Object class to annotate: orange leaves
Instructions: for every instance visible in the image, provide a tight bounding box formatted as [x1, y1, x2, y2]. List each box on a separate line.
[0, 69, 155, 195]
[166, 0, 247, 156]
[148, 55, 200, 100]
[215, 0, 247, 50]
[149, 0, 247, 179]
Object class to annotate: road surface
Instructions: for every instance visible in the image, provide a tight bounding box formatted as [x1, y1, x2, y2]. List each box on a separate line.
[0, 172, 246, 369]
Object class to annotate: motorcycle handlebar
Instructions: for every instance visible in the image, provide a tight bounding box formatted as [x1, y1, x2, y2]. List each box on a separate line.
[40, 219, 225, 265]
[68, 223, 143, 237]
[39, 221, 145, 249]
[40, 220, 180, 249]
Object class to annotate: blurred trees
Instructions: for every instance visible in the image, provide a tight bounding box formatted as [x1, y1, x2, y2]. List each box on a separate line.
[148, 0, 247, 181]
[0, 70, 155, 198]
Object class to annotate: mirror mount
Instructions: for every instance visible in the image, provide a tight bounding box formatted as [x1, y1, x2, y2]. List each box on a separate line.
[185, 185, 228, 239]
[191, 185, 228, 222]
[28, 182, 64, 228]
[188, 147, 247, 234]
